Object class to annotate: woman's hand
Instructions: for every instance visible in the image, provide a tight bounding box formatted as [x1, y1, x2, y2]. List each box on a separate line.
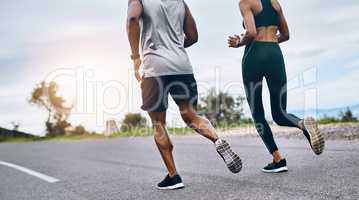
[228, 34, 244, 48]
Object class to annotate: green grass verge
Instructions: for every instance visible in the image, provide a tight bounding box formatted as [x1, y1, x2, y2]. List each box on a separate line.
[0, 127, 196, 143]
[2, 121, 358, 143]
[0, 133, 110, 143]
[0, 123, 252, 143]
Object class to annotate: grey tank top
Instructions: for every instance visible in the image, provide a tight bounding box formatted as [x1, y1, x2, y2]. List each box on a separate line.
[140, 0, 193, 77]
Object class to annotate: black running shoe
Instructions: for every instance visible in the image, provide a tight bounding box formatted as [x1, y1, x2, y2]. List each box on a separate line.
[262, 159, 288, 173]
[215, 139, 242, 173]
[157, 174, 184, 190]
[303, 117, 325, 155]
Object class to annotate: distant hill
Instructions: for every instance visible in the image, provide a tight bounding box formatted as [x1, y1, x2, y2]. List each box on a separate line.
[290, 104, 359, 118]
[0, 127, 38, 141]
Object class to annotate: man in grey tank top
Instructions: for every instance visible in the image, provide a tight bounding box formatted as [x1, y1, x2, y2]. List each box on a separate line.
[127, 0, 242, 190]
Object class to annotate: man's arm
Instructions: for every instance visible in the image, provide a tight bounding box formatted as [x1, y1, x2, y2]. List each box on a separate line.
[127, 0, 143, 81]
[183, 2, 198, 48]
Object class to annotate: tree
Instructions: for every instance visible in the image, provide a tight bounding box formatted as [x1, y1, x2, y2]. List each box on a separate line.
[340, 107, 358, 122]
[121, 113, 147, 131]
[29, 81, 72, 136]
[198, 89, 245, 126]
[11, 121, 21, 131]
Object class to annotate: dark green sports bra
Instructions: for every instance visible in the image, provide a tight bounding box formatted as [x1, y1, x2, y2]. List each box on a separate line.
[243, 0, 280, 29]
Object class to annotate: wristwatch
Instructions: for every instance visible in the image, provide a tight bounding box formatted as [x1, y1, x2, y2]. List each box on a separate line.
[130, 54, 140, 60]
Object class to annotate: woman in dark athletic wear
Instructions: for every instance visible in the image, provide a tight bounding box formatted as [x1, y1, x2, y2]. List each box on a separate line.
[228, 0, 325, 172]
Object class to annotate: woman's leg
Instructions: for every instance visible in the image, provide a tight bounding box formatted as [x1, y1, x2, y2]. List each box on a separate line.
[264, 45, 304, 131]
[243, 43, 283, 162]
[267, 77, 303, 129]
[266, 76, 325, 154]
[244, 79, 281, 158]
[264, 45, 326, 155]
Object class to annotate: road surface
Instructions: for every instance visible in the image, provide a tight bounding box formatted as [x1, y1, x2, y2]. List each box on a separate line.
[0, 135, 358, 200]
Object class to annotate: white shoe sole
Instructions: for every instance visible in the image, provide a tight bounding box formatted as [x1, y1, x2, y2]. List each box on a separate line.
[304, 117, 325, 155]
[157, 182, 185, 190]
[216, 141, 242, 174]
[262, 166, 288, 173]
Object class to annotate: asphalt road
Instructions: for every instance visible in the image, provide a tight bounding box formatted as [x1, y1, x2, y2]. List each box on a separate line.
[0, 135, 358, 200]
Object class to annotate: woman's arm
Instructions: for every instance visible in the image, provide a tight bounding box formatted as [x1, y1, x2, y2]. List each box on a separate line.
[272, 0, 289, 43]
[238, 0, 257, 46]
[228, 0, 256, 48]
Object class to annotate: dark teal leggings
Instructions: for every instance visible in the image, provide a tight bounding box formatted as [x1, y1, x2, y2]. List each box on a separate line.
[242, 41, 302, 154]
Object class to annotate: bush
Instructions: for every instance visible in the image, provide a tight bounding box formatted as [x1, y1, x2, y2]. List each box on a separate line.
[318, 108, 358, 124]
[121, 113, 147, 132]
[319, 115, 340, 124]
[198, 89, 245, 127]
[239, 118, 253, 124]
[71, 125, 87, 135]
[47, 120, 71, 137]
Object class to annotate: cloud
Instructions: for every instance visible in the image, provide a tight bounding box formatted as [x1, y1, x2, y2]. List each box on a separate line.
[318, 68, 359, 108]
[345, 58, 359, 69]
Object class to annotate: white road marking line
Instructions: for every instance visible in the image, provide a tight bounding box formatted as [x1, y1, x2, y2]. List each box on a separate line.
[0, 161, 60, 183]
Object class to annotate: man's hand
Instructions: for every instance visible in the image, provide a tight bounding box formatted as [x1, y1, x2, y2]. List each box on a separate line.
[133, 58, 142, 82]
[228, 34, 243, 48]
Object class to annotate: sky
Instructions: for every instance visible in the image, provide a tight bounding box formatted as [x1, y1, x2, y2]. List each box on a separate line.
[1, 0, 359, 135]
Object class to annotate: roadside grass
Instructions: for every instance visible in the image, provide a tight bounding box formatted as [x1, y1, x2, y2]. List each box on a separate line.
[116, 127, 194, 137]
[0, 134, 108, 143]
[0, 127, 196, 143]
[0, 136, 44, 143]
[1, 121, 358, 143]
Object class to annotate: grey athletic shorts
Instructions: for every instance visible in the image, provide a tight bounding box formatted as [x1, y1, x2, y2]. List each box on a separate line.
[141, 74, 198, 112]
